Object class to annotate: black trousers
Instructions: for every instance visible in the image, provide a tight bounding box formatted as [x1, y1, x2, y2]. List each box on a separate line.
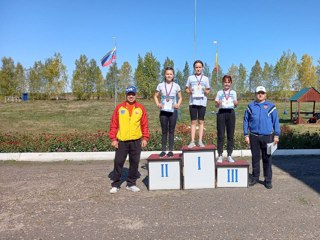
[217, 109, 235, 156]
[249, 134, 273, 183]
[160, 110, 177, 151]
[111, 139, 141, 188]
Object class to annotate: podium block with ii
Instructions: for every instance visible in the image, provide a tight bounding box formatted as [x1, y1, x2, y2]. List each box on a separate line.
[182, 145, 216, 189]
[147, 154, 182, 190]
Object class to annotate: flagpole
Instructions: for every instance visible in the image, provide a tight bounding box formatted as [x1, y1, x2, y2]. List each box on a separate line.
[214, 40, 218, 88]
[112, 36, 117, 108]
[194, 0, 197, 61]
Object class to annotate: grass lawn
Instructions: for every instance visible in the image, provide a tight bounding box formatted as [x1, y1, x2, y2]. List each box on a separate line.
[1, 97, 319, 135]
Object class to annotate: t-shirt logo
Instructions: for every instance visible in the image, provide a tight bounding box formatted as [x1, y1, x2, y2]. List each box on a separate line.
[121, 110, 126, 115]
[135, 111, 139, 115]
[264, 105, 268, 109]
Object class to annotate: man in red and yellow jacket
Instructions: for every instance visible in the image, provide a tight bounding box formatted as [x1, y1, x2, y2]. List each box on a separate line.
[109, 86, 149, 193]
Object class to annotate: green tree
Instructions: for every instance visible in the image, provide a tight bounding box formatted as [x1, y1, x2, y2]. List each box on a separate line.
[274, 50, 298, 98]
[43, 53, 67, 100]
[134, 55, 145, 95]
[142, 52, 160, 99]
[203, 63, 211, 80]
[238, 63, 247, 97]
[211, 64, 223, 92]
[227, 64, 239, 91]
[72, 55, 89, 100]
[94, 66, 105, 100]
[175, 70, 184, 88]
[262, 63, 274, 93]
[182, 61, 190, 86]
[162, 57, 174, 80]
[28, 61, 45, 99]
[106, 62, 119, 99]
[15, 63, 26, 96]
[298, 54, 318, 89]
[88, 59, 104, 100]
[249, 60, 262, 92]
[118, 61, 133, 94]
[134, 52, 160, 99]
[0, 57, 15, 96]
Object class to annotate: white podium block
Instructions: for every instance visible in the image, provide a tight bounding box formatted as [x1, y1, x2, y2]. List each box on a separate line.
[216, 160, 249, 187]
[147, 154, 182, 190]
[182, 145, 216, 189]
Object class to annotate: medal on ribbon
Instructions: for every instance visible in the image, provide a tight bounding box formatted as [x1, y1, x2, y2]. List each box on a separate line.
[165, 82, 173, 100]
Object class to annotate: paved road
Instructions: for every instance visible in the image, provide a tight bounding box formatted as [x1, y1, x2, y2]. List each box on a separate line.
[1, 155, 319, 240]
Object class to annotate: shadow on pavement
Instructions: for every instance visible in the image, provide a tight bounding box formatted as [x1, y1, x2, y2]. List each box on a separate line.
[107, 167, 142, 188]
[272, 155, 320, 193]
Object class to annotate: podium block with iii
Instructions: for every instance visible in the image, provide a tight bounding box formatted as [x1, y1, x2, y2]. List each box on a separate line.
[216, 160, 249, 187]
[147, 154, 182, 190]
[182, 145, 216, 189]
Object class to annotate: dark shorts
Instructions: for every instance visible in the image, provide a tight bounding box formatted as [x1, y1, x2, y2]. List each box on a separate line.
[189, 105, 206, 121]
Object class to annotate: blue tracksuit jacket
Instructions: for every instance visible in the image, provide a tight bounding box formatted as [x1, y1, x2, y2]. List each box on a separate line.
[243, 100, 280, 137]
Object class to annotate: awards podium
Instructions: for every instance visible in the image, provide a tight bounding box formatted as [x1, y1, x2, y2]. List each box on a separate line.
[147, 154, 182, 190]
[181, 145, 216, 189]
[146, 144, 249, 190]
[216, 160, 249, 187]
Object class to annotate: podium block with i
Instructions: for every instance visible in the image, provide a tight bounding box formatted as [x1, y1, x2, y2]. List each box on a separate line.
[182, 145, 216, 189]
[147, 154, 182, 190]
[216, 160, 249, 187]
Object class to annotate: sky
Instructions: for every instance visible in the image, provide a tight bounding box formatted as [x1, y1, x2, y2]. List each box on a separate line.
[1, 0, 320, 81]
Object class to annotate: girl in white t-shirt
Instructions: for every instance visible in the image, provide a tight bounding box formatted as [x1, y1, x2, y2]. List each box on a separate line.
[185, 60, 211, 148]
[215, 75, 238, 163]
[154, 67, 182, 157]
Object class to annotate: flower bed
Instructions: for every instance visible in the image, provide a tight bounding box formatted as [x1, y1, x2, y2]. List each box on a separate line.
[0, 125, 319, 153]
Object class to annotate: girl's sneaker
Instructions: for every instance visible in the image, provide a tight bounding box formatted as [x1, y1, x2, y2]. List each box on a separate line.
[188, 141, 196, 148]
[167, 151, 173, 157]
[159, 151, 166, 157]
[228, 156, 235, 163]
[198, 141, 205, 147]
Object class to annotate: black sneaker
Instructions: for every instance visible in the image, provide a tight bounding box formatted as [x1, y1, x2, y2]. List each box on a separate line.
[159, 151, 166, 158]
[264, 181, 273, 189]
[248, 177, 259, 186]
[167, 151, 173, 157]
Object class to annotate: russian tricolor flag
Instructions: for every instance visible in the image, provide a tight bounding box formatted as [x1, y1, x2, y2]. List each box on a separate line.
[101, 47, 116, 67]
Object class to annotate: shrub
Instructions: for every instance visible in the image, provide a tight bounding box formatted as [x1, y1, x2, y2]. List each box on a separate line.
[0, 124, 319, 152]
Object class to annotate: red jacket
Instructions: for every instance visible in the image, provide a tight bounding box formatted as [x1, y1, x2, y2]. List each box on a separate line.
[109, 101, 149, 141]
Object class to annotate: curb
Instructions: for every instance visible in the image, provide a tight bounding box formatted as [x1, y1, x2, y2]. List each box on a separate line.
[0, 149, 319, 162]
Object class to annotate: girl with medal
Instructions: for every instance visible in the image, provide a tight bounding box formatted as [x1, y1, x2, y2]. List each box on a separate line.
[215, 75, 238, 162]
[154, 67, 182, 157]
[185, 60, 211, 148]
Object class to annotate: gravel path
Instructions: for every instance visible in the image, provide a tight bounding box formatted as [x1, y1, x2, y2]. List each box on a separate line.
[1, 156, 319, 240]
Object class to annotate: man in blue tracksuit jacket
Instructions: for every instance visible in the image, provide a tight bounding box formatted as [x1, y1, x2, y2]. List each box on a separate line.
[243, 86, 280, 189]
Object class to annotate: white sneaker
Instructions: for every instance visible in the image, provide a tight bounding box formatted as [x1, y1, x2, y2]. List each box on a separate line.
[110, 187, 119, 194]
[228, 156, 235, 163]
[126, 186, 140, 192]
[188, 141, 196, 148]
[198, 141, 205, 147]
[217, 156, 223, 163]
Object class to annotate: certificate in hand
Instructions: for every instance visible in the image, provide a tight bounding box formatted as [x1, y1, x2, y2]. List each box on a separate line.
[267, 143, 277, 155]
[192, 83, 204, 98]
[161, 96, 175, 112]
[221, 97, 235, 109]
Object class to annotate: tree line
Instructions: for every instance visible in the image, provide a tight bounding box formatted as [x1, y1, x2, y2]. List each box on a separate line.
[0, 50, 319, 100]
